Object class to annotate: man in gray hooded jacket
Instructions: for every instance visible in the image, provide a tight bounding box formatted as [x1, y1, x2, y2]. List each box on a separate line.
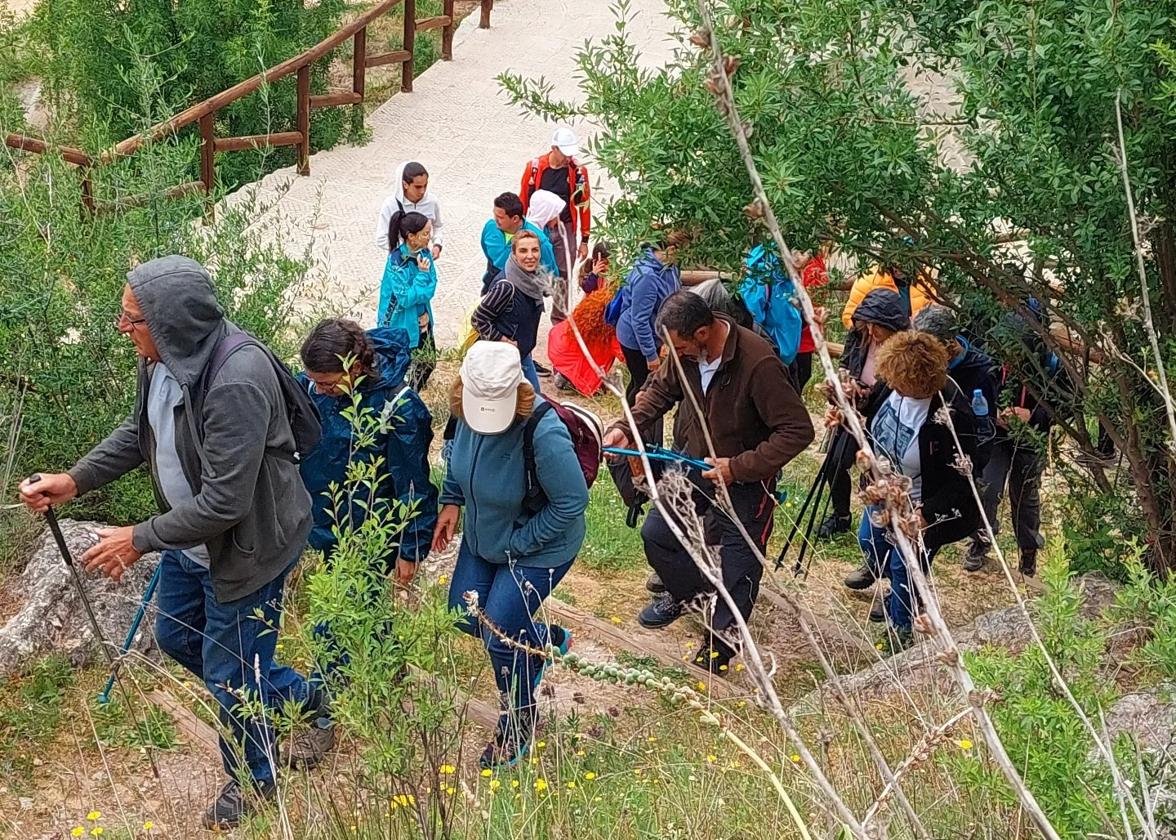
[19, 255, 327, 829]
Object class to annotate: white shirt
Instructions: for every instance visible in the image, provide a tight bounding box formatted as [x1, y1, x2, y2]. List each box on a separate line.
[698, 356, 722, 394]
[870, 390, 931, 501]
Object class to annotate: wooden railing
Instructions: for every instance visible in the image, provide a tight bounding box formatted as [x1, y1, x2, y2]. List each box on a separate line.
[3, 0, 495, 215]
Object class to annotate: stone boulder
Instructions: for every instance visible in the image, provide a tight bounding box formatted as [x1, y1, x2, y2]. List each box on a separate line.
[0, 519, 159, 679]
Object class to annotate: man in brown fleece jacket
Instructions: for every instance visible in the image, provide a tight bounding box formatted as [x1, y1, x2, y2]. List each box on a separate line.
[602, 291, 815, 673]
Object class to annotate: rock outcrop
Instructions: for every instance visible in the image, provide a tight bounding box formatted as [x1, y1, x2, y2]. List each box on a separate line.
[0, 520, 159, 679]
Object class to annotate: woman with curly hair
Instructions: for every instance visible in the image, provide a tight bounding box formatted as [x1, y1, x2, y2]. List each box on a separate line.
[432, 341, 589, 769]
[833, 330, 982, 653]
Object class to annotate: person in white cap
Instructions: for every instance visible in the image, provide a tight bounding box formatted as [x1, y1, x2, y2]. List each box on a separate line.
[432, 341, 589, 770]
[519, 125, 592, 323]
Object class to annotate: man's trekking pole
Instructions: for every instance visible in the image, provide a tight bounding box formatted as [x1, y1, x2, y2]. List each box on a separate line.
[98, 562, 161, 705]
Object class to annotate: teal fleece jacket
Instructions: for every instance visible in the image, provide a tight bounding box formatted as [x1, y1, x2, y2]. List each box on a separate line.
[440, 398, 588, 568]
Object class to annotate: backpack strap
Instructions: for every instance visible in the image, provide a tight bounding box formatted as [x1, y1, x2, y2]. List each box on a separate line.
[523, 401, 554, 508]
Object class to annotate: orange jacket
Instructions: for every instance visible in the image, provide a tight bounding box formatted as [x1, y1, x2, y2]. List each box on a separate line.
[520, 153, 591, 242]
[841, 265, 936, 329]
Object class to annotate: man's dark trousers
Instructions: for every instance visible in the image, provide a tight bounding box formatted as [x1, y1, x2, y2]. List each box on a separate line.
[641, 479, 774, 632]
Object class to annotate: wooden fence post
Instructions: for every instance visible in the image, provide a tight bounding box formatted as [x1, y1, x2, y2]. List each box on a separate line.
[480, 0, 492, 29]
[401, 0, 416, 93]
[80, 167, 95, 215]
[353, 26, 367, 99]
[296, 65, 311, 175]
[441, 0, 455, 60]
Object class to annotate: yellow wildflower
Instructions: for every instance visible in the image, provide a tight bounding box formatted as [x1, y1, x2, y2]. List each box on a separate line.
[537, 740, 547, 749]
[584, 771, 597, 781]
[90, 829, 104, 837]
[438, 574, 448, 585]
[957, 739, 974, 751]
[696, 680, 707, 691]
[143, 822, 155, 831]
[510, 779, 520, 789]
[439, 764, 457, 775]
[646, 735, 657, 743]
[534, 778, 548, 792]
[445, 786, 456, 795]
[734, 663, 745, 672]
[790, 754, 801, 763]
[71, 829, 84, 838]
[490, 779, 502, 791]
[706, 754, 717, 763]
[87, 812, 102, 822]
[566, 781, 576, 790]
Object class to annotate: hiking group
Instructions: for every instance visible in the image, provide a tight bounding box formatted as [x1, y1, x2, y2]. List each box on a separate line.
[17, 125, 1067, 829]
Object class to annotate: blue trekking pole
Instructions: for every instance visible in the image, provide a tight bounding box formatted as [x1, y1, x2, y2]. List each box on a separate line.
[98, 562, 161, 705]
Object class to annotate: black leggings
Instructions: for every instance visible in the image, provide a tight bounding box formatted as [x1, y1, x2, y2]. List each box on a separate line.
[621, 343, 664, 445]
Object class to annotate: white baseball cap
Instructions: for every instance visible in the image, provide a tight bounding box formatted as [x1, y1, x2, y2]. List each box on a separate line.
[551, 126, 580, 158]
[460, 341, 523, 434]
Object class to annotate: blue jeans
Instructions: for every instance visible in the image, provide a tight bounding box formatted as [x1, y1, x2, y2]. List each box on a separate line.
[447, 540, 572, 736]
[858, 506, 939, 632]
[154, 550, 318, 785]
[520, 355, 541, 391]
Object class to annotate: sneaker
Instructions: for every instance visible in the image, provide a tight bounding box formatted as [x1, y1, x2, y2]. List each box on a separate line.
[1019, 549, 1038, 577]
[533, 361, 552, 376]
[479, 718, 534, 771]
[201, 779, 276, 830]
[691, 641, 733, 675]
[285, 721, 336, 771]
[868, 599, 886, 623]
[816, 514, 852, 539]
[646, 571, 666, 594]
[843, 564, 878, 591]
[964, 541, 989, 573]
[637, 593, 683, 629]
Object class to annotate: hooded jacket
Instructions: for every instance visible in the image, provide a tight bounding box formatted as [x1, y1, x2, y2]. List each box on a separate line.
[840, 288, 911, 381]
[378, 243, 437, 348]
[611, 316, 815, 483]
[296, 327, 438, 566]
[841, 265, 935, 329]
[615, 248, 682, 361]
[440, 396, 589, 568]
[68, 256, 313, 603]
[374, 161, 445, 251]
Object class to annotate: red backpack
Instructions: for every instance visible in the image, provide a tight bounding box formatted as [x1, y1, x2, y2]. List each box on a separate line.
[522, 397, 603, 514]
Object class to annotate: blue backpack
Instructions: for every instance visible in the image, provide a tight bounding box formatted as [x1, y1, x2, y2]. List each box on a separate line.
[740, 245, 802, 364]
[604, 286, 626, 327]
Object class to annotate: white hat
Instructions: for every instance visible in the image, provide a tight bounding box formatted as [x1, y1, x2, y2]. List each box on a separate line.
[551, 126, 580, 158]
[460, 341, 523, 434]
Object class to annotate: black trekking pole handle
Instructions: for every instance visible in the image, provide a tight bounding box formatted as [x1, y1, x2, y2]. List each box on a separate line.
[28, 475, 118, 670]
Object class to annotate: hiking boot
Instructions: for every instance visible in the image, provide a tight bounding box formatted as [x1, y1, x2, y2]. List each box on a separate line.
[285, 721, 336, 771]
[816, 514, 852, 539]
[879, 626, 915, 657]
[533, 361, 552, 376]
[201, 779, 276, 831]
[1019, 549, 1038, 578]
[646, 571, 666, 594]
[691, 641, 733, 675]
[963, 541, 989, 573]
[637, 593, 683, 629]
[843, 563, 878, 591]
[479, 717, 534, 771]
[868, 599, 886, 623]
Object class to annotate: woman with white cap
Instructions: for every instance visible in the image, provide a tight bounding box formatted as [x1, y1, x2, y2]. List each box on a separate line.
[432, 340, 589, 769]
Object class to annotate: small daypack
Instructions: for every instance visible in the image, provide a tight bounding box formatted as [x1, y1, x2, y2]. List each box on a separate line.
[522, 397, 603, 514]
[200, 331, 322, 463]
[603, 287, 625, 327]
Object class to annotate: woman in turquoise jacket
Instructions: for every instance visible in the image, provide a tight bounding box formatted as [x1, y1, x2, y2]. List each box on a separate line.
[432, 341, 589, 771]
[378, 210, 437, 391]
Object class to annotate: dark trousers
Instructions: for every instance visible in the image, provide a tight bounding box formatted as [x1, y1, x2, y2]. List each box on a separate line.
[154, 550, 322, 785]
[408, 320, 437, 393]
[621, 342, 664, 445]
[448, 541, 573, 737]
[641, 481, 774, 637]
[827, 428, 860, 520]
[790, 352, 813, 392]
[972, 437, 1044, 553]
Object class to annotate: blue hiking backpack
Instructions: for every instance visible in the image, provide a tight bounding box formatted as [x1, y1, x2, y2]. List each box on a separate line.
[740, 245, 802, 364]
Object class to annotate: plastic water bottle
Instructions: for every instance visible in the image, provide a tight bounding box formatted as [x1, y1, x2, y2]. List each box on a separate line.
[972, 388, 994, 443]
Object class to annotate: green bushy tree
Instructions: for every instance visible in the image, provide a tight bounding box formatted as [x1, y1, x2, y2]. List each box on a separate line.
[501, 0, 1176, 573]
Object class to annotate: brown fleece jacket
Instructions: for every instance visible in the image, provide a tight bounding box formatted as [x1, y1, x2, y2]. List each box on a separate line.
[613, 316, 815, 483]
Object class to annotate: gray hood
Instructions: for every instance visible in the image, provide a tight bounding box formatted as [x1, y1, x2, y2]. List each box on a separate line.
[128, 255, 227, 386]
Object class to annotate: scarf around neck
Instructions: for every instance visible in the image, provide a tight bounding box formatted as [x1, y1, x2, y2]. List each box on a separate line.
[504, 256, 551, 301]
